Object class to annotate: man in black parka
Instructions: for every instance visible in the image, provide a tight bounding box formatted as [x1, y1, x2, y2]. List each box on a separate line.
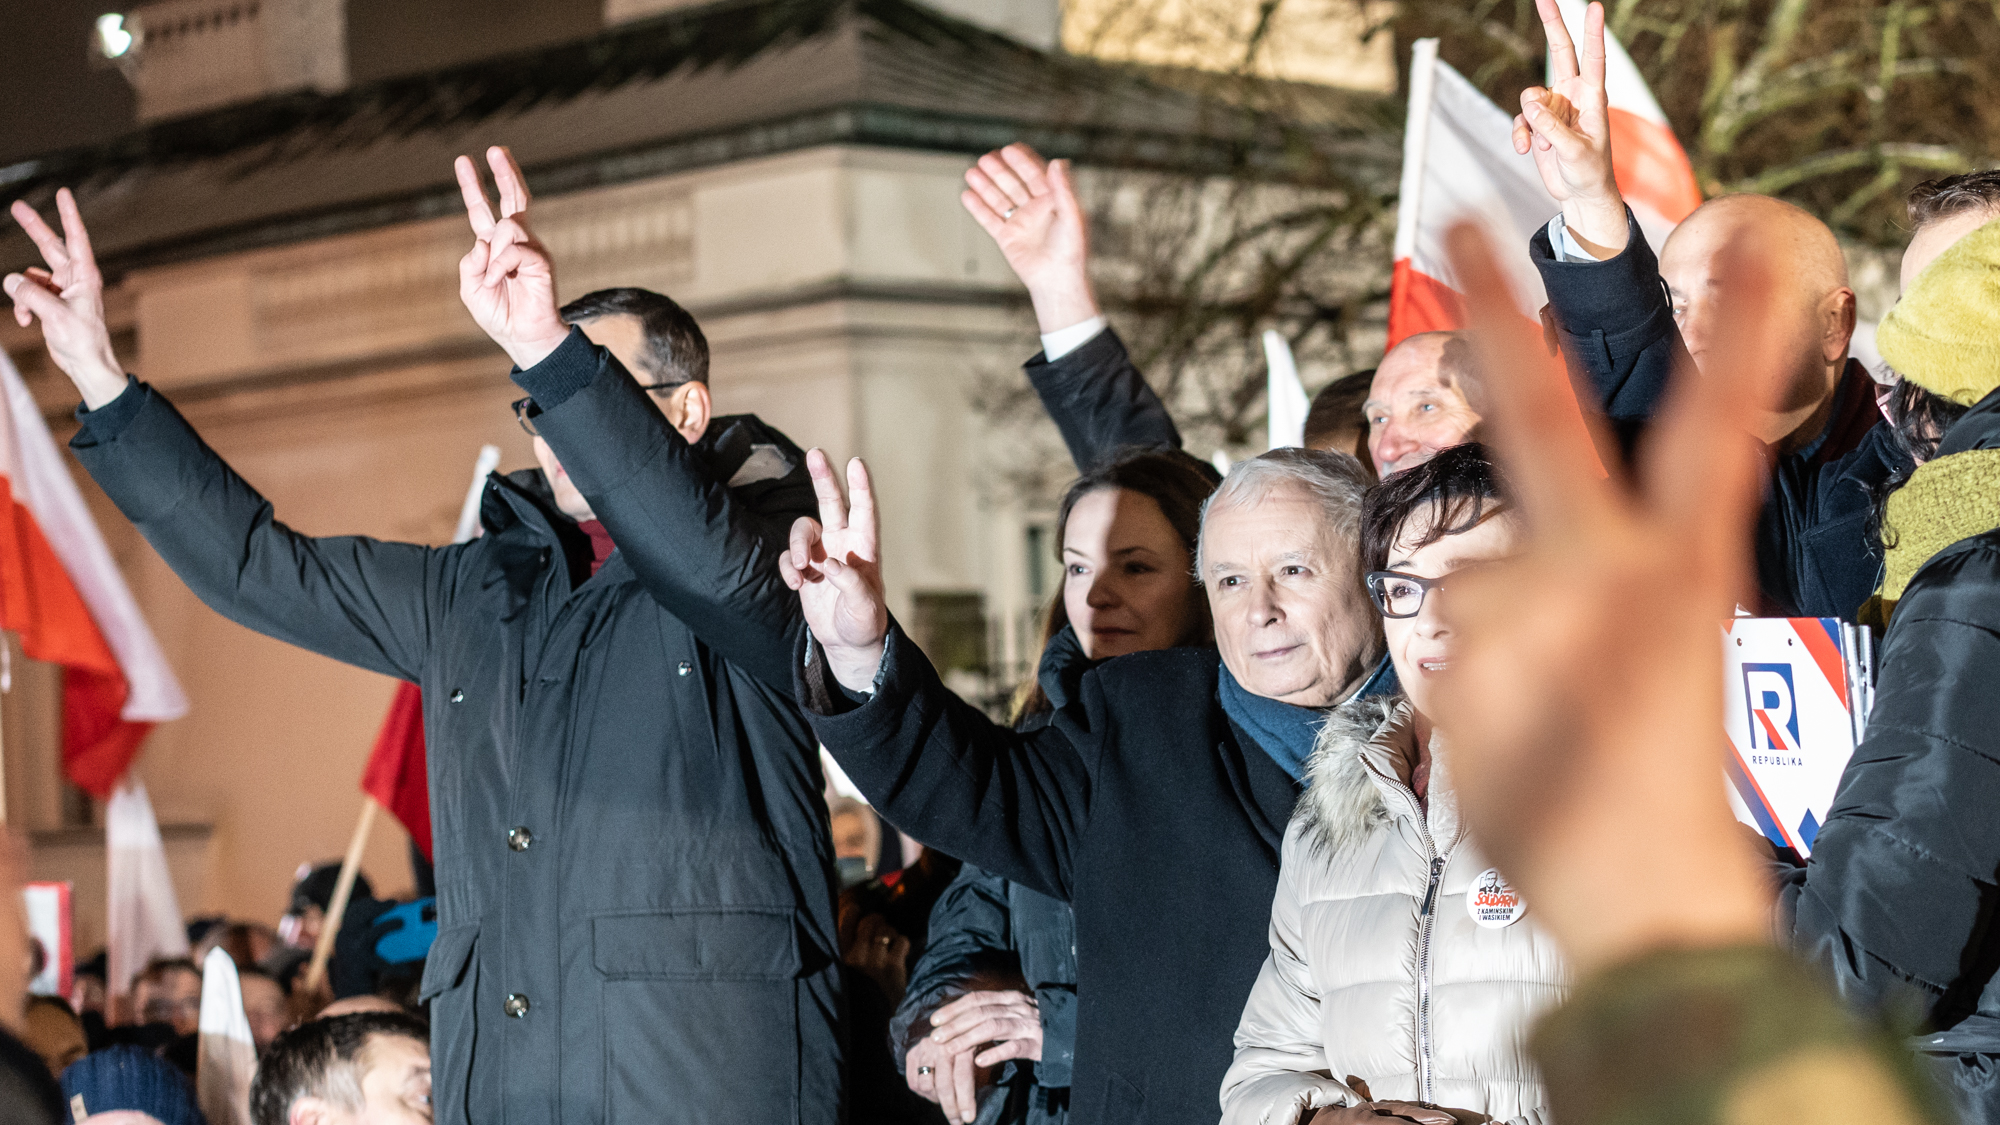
[4, 154, 841, 1124]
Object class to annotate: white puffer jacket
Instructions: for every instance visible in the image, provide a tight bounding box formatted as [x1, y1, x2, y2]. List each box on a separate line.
[1220, 696, 1568, 1125]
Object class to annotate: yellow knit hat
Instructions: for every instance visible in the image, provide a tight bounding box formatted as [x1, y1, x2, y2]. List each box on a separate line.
[1877, 216, 2000, 405]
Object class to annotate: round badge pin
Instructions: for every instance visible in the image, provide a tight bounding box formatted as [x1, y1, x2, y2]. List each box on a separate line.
[1466, 867, 1526, 929]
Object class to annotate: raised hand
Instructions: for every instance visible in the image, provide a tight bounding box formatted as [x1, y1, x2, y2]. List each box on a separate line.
[961, 144, 1100, 334]
[1511, 0, 1626, 256]
[455, 146, 571, 370]
[4, 190, 128, 408]
[1429, 222, 1782, 973]
[779, 449, 889, 691]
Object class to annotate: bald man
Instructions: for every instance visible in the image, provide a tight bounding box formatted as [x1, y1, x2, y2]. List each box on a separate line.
[1510, 0, 1908, 619]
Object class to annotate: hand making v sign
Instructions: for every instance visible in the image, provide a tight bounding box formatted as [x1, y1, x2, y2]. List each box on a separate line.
[454, 145, 572, 371]
[1512, 0, 1629, 258]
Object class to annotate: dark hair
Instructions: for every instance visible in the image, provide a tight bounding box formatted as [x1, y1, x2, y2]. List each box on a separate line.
[1010, 449, 1220, 722]
[1361, 443, 1507, 573]
[250, 1011, 430, 1125]
[1303, 370, 1375, 464]
[1908, 171, 2000, 229]
[559, 287, 709, 386]
[1867, 375, 1973, 549]
[138, 957, 200, 987]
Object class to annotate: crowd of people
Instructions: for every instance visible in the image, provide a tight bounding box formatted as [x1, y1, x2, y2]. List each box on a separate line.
[2, 0, 1998, 1121]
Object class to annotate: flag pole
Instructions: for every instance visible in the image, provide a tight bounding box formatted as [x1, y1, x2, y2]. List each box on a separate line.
[303, 798, 378, 995]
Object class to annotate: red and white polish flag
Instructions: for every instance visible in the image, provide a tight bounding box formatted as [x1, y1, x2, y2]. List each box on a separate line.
[0, 348, 187, 796]
[1388, 18, 1701, 347]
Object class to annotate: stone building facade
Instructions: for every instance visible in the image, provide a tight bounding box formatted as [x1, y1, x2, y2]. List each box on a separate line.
[0, 0, 1395, 948]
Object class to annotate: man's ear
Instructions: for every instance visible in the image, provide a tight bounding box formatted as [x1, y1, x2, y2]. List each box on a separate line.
[1825, 287, 1858, 361]
[672, 380, 712, 444]
[290, 1096, 337, 1125]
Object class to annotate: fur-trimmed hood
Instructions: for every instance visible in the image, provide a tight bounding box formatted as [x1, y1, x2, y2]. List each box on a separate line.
[1297, 693, 1463, 859]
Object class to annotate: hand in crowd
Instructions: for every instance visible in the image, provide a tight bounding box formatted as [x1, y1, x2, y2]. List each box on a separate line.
[780, 449, 889, 692]
[961, 143, 1100, 334]
[454, 145, 571, 371]
[912, 989, 1042, 1123]
[840, 909, 910, 1001]
[905, 1033, 988, 1124]
[1512, 0, 1627, 257]
[4, 190, 127, 408]
[1427, 223, 1780, 973]
[1307, 1103, 1455, 1125]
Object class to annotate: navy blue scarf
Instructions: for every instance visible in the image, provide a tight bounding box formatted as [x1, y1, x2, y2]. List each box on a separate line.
[1217, 664, 1325, 781]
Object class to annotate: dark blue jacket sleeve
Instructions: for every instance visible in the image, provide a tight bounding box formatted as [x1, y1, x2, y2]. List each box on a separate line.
[1023, 328, 1182, 470]
[1530, 209, 1687, 428]
[800, 623, 1092, 904]
[69, 380, 452, 682]
[519, 328, 805, 689]
[890, 864, 1017, 1071]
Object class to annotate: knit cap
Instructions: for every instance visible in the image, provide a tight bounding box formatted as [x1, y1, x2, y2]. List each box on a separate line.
[1877, 217, 2000, 404]
[60, 1046, 206, 1125]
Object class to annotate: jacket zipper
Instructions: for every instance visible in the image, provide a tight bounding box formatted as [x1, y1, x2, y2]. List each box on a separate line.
[1382, 773, 1450, 1107]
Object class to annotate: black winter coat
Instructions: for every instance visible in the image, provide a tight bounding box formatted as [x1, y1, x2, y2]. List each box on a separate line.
[801, 622, 1297, 1125]
[890, 630, 1090, 1125]
[1023, 329, 1189, 470]
[1530, 212, 1912, 620]
[70, 329, 841, 1125]
[1778, 389, 2000, 1121]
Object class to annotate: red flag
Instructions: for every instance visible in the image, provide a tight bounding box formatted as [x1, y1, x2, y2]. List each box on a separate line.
[0, 350, 187, 795]
[361, 681, 431, 861]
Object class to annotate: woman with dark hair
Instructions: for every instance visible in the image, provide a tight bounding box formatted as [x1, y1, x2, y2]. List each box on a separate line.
[1223, 445, 1566, 1125]
[895, 448, 1219, 1125]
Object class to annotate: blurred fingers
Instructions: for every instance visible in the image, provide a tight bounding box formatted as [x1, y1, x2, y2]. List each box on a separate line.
[974, 1037, 1038, 1067]
[1046, 158, 1081, 213]
[998, 143, 1051, 195]
[963, 166, 1018, 220]
[1443, 222, 1613, 530]
[976, 151, 1031, 207]
[961, 189, 1007, 237]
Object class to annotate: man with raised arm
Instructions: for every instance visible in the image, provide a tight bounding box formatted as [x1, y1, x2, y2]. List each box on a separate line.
[1511, 0, 1907, 619]
[4, 149, 841, 1125]
[966, 144, 1486, 479]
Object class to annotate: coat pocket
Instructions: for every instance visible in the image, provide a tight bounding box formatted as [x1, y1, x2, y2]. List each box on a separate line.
[418, 924, 479, 1125]
[594, 909, 802, 1123]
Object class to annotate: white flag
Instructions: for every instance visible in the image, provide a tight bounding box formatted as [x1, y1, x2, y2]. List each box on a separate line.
[1263, 331, 1310, 451]
[198, 947, 257, 1125]
[106, 779, 188, 998]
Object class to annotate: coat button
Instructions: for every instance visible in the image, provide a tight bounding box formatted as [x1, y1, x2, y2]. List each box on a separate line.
[504, 993, 530, 1018]
[449, 689, 464, 704]
[677, 661, 692, 677]
[507, 826, 533, 852]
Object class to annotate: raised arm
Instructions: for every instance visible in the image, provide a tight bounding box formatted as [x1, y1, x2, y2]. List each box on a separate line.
[454, 147, 808, 687]
[964, 144, 1182, 467]
[1515, 0, 1685, 431]
[780, 451, 1092, 900]
[6, 191, 443, 680]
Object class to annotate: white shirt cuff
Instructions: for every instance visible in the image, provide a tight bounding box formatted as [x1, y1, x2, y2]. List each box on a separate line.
[1546, 213, 1616, 264]
[1041, 317, 1108, 362]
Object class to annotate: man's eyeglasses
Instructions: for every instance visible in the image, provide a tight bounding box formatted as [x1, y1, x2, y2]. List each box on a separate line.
[1365, 570, 1447, 619]
[513, 380, 688, 437]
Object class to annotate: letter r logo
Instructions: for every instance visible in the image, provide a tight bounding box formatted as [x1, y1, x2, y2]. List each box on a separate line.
[1743, 663, 1800, 752]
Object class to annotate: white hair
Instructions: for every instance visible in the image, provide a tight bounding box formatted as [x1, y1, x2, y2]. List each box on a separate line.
[1195, 449, 1372, 577]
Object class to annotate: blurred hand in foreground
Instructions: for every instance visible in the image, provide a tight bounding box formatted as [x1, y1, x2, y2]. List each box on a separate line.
[1429, 224, 1783, 973]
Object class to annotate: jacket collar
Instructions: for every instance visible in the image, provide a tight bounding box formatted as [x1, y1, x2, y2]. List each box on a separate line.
[1298, 694, 1462, 856]
[1936, 385, 2000, 458]
[1035, 625, 1093, 713]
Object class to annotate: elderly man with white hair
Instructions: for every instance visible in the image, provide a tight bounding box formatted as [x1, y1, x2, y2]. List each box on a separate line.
[782, 446, 1386, 1125]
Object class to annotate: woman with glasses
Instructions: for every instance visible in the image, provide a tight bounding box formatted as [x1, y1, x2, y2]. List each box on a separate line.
[1221, 444, 1567, 1125]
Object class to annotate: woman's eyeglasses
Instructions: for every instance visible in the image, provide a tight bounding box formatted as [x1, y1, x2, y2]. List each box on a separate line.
[1365, 570, 1447, 619]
